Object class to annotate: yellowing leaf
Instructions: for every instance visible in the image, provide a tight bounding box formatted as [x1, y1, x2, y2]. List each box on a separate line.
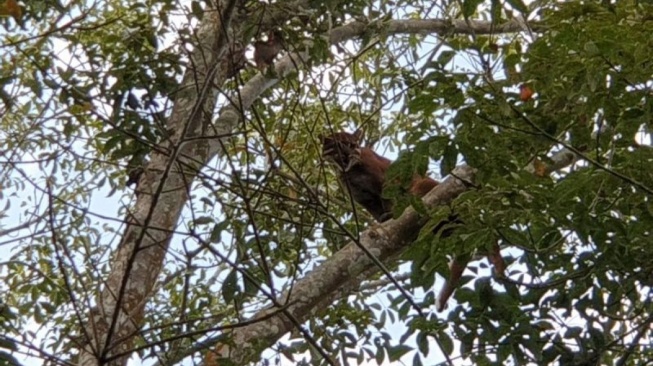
[286, 187, 297, 200]
[533, 158, 547, 177]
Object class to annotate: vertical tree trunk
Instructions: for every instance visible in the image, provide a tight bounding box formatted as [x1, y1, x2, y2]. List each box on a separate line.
[77, 3, 241, 364]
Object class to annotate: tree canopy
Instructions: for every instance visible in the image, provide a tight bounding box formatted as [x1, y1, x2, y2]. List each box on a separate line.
[1, 0, 653, 365]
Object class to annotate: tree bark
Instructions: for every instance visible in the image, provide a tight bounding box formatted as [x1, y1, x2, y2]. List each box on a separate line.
[78, 3, 240, 364]
[205, 166, 476, 365]
[77, 3, 538, 362]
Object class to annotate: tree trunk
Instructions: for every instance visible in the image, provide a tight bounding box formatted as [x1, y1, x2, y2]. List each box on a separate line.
[78, 3, 240, 364]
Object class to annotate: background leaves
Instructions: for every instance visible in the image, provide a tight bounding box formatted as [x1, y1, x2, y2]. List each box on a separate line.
[1, 0, 653, 365]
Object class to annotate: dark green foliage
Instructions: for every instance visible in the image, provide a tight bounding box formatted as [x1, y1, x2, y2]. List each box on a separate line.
[2, 0, 653, 365]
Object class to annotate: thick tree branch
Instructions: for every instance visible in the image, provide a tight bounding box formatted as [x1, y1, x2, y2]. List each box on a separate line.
[202, 135, 583, 364]
[210, 18, 540, 141]
[206, 166, 476, 365]
[199, 16, 546, 366]
[329, 18, 542, 43]
[83, 8, 541, 366]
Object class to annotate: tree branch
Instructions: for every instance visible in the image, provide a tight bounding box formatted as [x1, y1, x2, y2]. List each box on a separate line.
[329, 18, 543, 43]
[209, 18, 541, 147]
[206, 166, 476, 365]
[77, 3, 242, 365]
[84, 9, 542, 366]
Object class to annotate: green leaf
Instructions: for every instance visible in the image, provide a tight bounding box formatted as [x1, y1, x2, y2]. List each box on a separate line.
[437, 330, 454, 355]
[222, 269, 238, 304]
[0, 338, 17, 351]
[437, 50, 456, 67]
[0, 351, 22, 366]
[387, 344, 412, 361]
[0, 75, 16, 86]
[584, 41, 600, 55]
[463, 0, 483, 18]
[440, 142, 458, 177]
[193, 216, 214, 225]
[412, 352, 423, 366]
[398, 299, 411, 318]
[102, 135, 122, 154]
[243, 270, 261, 297]
[416, 331, 429, 355]
[210, 220, 229, 243]
[505, 0, 529, 13]
[190, 1, 203, 19]
[460, 332, 475, 356]
[375, 344, 385, 364]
